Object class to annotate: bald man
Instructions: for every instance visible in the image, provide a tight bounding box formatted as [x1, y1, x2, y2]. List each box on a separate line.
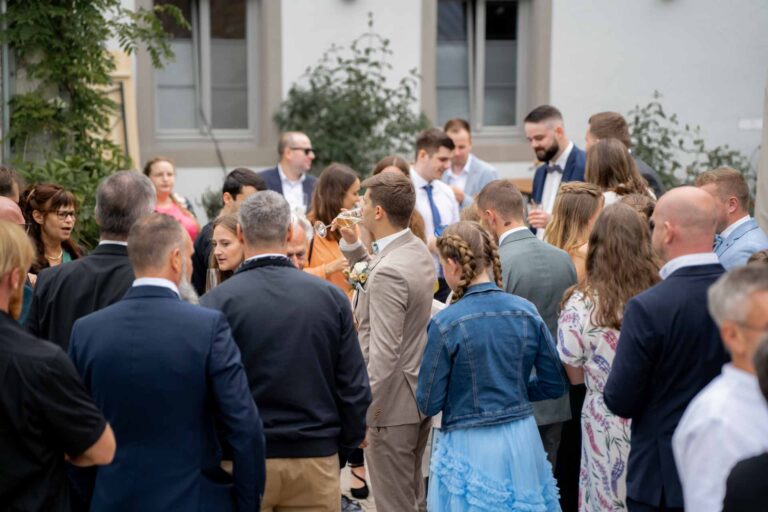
[604, 187, 729, 512]
[0, 196, 24, 225]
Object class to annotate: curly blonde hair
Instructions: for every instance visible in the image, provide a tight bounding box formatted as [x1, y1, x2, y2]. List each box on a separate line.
[436, 221, 502, 303]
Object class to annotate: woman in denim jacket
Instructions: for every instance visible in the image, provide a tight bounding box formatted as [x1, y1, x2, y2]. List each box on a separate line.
[417, 221, 567, 511]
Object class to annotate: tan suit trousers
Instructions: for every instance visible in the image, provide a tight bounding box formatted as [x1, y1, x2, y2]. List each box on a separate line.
[260, 454, 340, 512]
[367, 418, 432, 512]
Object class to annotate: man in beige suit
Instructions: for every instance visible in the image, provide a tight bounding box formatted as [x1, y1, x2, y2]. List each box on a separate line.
[339, 172, 436, 512]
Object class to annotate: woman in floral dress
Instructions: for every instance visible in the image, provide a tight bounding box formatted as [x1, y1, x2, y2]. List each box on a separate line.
[557, 203, 660, 511]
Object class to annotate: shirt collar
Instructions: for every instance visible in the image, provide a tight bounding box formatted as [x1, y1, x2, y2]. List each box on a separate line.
[99, 240, 128, 246]
[372, 228, 410, 255]
[659, 252, 720, 280]
[721, 215, 751, 239]
[244, 253, 290, 265]
[553, 141, 574, 169]
[498, 226, 530, 246]
[132, 277, 180, 297]
[451, 154, 473, 178]
[721, 363, 758, 387]
[410, 167, 431, 187]
[277, 164, 306, 185]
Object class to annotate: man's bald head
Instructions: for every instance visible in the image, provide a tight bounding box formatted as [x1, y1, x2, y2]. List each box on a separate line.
[0, 197, 24, 225]
[651, 186, 718, 261]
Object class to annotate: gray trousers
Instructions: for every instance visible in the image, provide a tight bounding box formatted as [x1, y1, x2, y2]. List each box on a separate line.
[538, 421, 564, 468]
[366, 418, 432, 512]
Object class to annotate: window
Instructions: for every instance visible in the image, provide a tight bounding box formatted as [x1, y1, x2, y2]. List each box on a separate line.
[437, 0, 519, 129]
[155, 0, 253, 134]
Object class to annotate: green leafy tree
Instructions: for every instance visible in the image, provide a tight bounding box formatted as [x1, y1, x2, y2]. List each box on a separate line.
[274, 14, 430, 177]
[628, 91, 753, 192]
[1, 0, 185, 247]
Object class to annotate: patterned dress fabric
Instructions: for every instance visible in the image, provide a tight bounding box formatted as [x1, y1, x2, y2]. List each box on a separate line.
[557, 291, 631, 511]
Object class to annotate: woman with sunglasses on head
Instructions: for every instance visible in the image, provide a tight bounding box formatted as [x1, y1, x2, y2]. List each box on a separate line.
[21, 184, 82, 275]
[416, 221, 567, 511]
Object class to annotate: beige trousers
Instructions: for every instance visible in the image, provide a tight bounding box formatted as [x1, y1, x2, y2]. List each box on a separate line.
[260, 454, 340, 512]
[366, 418, 432, 512]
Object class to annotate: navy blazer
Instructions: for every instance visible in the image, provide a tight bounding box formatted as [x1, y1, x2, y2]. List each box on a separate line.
[604, 264, 728, 508]
[26, 243, 134, 350]
[69, 286, 265, 512]
[258, 166, 317, 212]
[530, 145, 586, 204]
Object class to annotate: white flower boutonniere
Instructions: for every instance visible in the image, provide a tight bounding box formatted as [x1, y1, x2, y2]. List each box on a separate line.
[343, 261, 370, 293]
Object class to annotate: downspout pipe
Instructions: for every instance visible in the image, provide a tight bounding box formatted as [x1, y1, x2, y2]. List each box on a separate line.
[1, 0, 10, 163]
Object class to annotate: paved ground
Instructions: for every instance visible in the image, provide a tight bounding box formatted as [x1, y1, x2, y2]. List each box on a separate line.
[340, 465, 377, 511]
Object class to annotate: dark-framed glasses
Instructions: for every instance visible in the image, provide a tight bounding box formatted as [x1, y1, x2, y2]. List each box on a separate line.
[55, 210, 76, 220]
[290, 147, 315, 156]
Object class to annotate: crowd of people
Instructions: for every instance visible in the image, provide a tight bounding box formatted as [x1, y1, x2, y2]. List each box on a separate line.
[0, 104, 767, 512]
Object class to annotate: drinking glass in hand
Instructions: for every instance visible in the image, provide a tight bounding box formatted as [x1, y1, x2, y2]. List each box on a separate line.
[314, 207, 363, 238]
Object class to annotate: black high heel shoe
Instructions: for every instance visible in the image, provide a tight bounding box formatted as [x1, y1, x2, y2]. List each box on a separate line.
[348, 463, 369, 500]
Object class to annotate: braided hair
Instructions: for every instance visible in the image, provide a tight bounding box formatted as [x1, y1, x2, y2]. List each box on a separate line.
[437, 221, 502, 303]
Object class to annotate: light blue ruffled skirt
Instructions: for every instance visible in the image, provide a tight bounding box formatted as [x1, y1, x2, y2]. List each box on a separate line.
[428, 416, 561, 511]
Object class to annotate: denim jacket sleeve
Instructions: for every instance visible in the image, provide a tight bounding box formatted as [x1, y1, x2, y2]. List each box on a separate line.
[527, 319, 568, 401]
[416, 319, 452, 417]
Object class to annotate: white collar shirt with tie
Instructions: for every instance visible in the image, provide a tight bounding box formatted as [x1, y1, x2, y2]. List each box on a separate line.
[410, 168, 460, 271]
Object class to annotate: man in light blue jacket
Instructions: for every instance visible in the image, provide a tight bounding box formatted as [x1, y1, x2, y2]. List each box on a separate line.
[442, 118, 499, 209]
[696, 167, 768, 269]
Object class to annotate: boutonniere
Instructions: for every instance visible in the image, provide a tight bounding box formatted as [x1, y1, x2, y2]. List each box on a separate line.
[343, 261, 370, 293]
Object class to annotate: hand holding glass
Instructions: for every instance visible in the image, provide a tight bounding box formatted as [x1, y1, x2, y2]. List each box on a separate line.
[314, 207, 363, 238]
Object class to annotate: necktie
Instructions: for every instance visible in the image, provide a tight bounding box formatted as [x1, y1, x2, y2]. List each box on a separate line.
[424, 184, 444, 237]
[713, 234, 724, 253]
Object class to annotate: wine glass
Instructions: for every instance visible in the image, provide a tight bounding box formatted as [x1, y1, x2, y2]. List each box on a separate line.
[314, 207, 363, 238]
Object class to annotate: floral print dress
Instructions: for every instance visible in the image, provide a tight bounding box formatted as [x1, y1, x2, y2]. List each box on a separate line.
[557, 291, 631, 511]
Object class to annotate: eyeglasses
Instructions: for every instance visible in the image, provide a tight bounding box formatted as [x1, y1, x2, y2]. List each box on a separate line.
[290, 147, 315, 156]
[54, 210, 76, 220]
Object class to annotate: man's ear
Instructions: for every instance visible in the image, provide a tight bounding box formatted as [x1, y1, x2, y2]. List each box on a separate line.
[236, 223, 245, 244]
[286, 224, 294, 244]
[170, 246, 182, 274]
[222, 192, 234, 205]
[416, 149, 428, 162]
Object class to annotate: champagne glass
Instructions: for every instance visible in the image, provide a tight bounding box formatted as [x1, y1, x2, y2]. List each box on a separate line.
[314, 207, 363, 238]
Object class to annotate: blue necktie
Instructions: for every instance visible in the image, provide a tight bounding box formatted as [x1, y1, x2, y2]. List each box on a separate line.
[713, 234, 724, 253]
[424, 184, 444, 237]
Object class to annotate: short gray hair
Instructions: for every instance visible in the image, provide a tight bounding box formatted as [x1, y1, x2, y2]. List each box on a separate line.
[239, 190, 291, 246]
[127, 213, 187, 273]
[291, 213, 314, 240]
[708, 266, 768, 326]
[96, 171, 156, 238]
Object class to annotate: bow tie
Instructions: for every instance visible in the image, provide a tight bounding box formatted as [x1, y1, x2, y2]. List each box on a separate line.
[372, 241, 380, 255]
[713, 234, 724, 252]
[547, 164, 563, 174]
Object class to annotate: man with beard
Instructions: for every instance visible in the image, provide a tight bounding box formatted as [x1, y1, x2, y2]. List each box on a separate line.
[26, 171, 156, 349]
[0, 221, 116, 512]
[523, 105, 586, 237]
[68, 214, 265, 511]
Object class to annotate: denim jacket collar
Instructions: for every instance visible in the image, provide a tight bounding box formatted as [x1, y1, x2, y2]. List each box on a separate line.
[461, 282, 499, 298]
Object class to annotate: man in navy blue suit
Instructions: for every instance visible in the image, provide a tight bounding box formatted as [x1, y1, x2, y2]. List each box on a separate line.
[69, 214, 265, 512]
[259, 131, 318, 214]
[604, 186, 729, 512]
[523, 105, 586, 237]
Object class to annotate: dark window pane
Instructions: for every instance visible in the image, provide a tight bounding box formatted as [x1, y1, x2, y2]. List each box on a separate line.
[210, 0, 246, 39]
[155, 0, 192, 39]
[485, 1, 517, 41]
[438, 0, 467, 42]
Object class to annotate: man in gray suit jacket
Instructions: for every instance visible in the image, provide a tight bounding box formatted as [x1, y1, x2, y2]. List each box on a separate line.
[477, 179, 575, 466]
[340, 172, 436, 512]
[442, 118, 499, 209]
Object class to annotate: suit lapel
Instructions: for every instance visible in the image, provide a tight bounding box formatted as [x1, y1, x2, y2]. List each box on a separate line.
[721, 219, 757, 253]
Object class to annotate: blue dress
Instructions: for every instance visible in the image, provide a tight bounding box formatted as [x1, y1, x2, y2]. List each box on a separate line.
[417, 283, 566, 511]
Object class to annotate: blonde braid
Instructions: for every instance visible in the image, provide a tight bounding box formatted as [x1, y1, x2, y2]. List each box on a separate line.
[437, 233, 477, 303]
[481, 227, 503, 287]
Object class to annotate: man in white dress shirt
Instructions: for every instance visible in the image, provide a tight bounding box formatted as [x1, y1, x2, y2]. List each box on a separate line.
[259, 132, 318, 214]
[441, 118, 499, 209]
[672, 265, 768, 512]
[410, 128, 460, 302]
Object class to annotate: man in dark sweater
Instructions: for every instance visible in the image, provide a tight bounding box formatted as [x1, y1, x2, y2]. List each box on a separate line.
[201, 191, 370, 511]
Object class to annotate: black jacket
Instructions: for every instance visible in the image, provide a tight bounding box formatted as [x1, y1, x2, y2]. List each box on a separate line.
[26, 243, 134, 350]
[200, 256, 370, 459]
[192, 222, 214, 295]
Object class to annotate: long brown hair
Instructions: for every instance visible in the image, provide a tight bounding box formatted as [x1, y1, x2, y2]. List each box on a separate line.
[372, 156, 427, 242]
[21, 184, 82, 273]
[206, 214, 240, 291]
[546, 182, 603, 255]
[308, 163, 359, 243]
[437, 221, 502, 303]
[585, 139, 649, 196]
[563, 203, 660, 329]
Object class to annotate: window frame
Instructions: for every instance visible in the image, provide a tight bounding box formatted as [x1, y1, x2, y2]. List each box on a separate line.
[154, 0, 259, 142]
